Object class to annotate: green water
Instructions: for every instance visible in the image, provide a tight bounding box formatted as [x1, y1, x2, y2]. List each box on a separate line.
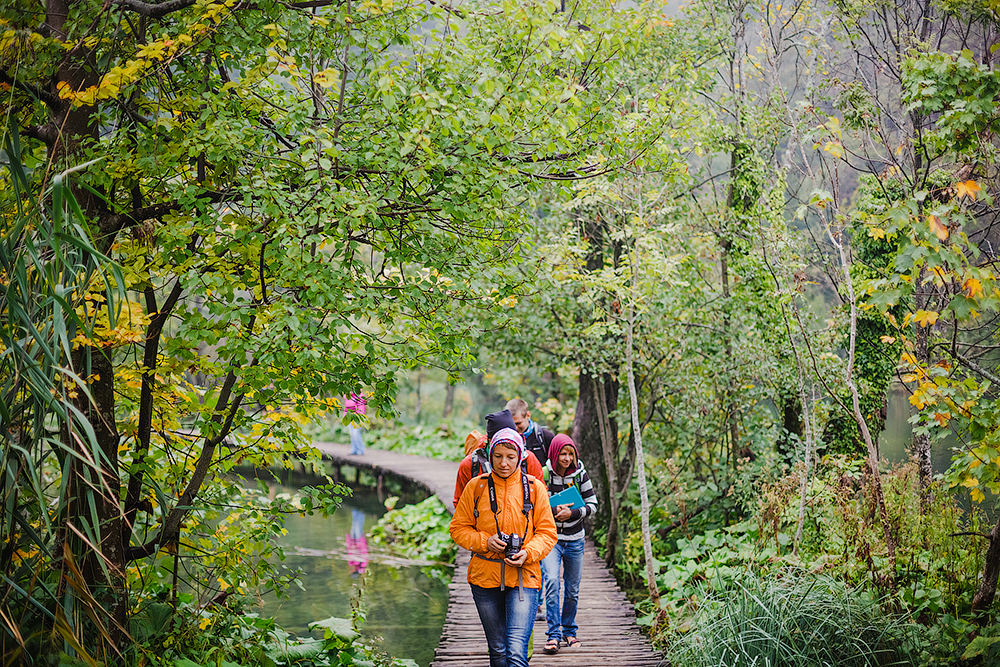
[263, 487, 449, 667]
[878, 384, 958, 473]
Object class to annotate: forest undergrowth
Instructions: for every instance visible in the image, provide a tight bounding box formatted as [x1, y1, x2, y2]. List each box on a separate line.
[616, 457, 996, 666]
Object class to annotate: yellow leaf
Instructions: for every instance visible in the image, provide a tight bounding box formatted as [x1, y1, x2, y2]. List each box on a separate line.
[933, 412, 951, 427]
[823, 140, 845, 159]
[955, 180, 981, 200]
[928, 215, 949, 240]
[913, 310, 939, 327]
[972, 488, 985, 503]
[964, 277, 983, 298]
[867, 226, 886, 240]
[961, 477, 979, 487]
[880, 335, 896, 344]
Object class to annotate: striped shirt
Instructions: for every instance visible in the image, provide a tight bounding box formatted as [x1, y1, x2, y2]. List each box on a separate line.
[546, 461, 597, 541]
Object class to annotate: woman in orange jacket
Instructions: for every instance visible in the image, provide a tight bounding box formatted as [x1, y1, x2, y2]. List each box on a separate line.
[450, 426, 557, 667]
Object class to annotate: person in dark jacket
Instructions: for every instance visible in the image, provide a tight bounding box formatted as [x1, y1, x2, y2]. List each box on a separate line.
[505, 399, 555, 468]
[540, 434, 597, 653]
[452, 410, 544, 509]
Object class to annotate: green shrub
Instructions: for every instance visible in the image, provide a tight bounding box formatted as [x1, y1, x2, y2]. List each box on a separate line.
[369, 496, 456, 579]
[668, 572, 917, 667]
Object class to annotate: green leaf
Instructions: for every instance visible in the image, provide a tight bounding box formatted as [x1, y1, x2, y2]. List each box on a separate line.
[962, 635, 1000, 659]
[309, 616, 360, 641]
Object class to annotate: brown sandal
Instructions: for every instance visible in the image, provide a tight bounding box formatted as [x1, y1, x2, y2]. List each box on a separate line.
[564, 637, 580, 648]
[544, 639, 560, 654]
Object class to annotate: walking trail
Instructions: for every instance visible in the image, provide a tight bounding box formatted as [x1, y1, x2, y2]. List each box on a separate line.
[312, 441, 664, 667]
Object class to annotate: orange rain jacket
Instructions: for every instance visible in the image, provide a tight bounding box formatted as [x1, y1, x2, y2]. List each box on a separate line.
[450, 468, 557, 590]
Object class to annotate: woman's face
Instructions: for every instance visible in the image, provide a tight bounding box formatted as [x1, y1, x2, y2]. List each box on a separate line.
[491, 443, 520, 478]
[557, 445, 577, 475]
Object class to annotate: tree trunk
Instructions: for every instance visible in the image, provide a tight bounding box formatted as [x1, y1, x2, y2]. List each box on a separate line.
[911, 266, 932, 504]
[443, 383, 456, 419]
[69, 343, 127, 660]
[625, 258, 658, 603]
[972, 512, 1000, 619]
[833, 231, 897, 579]
[414, 369, 423, 419]
[572, 371, 620, 564]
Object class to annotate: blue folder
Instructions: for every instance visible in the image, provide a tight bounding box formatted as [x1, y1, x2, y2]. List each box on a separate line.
[547, 484, 585, 510]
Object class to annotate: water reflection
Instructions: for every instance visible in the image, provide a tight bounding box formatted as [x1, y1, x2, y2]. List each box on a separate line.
[346, 509, 369, 578]
[263, 486, 448, 667]
[879, 384, 958, 474]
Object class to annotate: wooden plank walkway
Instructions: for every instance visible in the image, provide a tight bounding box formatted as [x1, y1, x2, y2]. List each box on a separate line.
[311, 442, 664, 667]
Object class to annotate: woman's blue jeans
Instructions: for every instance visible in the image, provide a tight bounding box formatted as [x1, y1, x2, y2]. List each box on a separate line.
[540, 538, 584, 641]
[470, 584, 540, 667]
[348, 424, 365, 455]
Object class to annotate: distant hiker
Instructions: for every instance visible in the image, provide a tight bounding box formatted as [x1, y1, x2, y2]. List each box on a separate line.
[344, 392, 367, 455]
[540, 434, 597, 653]
[453, 410, 544, 509]
[505, 398, 555, 468]
[450, 426, 557, 667]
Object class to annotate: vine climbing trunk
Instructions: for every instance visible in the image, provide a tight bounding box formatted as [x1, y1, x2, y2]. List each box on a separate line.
[911, 266, 933, 504]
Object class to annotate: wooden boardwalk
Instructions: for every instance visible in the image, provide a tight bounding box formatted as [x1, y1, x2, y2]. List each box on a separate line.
[312, 442, 665, 667]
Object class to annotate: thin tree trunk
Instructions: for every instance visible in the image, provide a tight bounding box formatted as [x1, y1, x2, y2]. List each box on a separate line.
[832, 229, 897, 575]
[624, 241, 658, 603]
[593, 375, 621, 565]
[414, 369, 423, 419]
[794, 384, 815, 549]
[443, 383, 455, 419]
[911, 267, 932, 504]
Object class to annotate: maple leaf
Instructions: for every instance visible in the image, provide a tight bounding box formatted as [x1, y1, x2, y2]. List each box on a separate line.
[964, 277, 983, 298]
[933, 411, 951, 427]
[928, 214, 949, 240]
[913, 309, 939, 327]
[955, 180, 981, 200]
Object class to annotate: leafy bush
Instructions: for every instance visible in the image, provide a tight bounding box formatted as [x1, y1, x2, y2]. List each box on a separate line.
[369, 419, 476, 461]
[369, 496, 456, 579]
[309, 415, 476, 461]
[131, 601, 417, 667]
[668, 572, 918, 667]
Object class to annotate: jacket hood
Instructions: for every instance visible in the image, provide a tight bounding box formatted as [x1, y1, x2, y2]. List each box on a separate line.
[548, 433, 581, 475]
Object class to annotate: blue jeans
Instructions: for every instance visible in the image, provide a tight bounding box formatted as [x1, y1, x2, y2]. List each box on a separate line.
[349, 424, 365, 455]
[470, 584, 540, 667]
[540, 538, 584, 641]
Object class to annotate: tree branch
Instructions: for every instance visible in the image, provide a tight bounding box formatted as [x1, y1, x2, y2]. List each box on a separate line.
[112, 0, 196, 18]
[0, 71, 61, 109]
[97, 191, 227, 250]
[126, 316, 257, 562]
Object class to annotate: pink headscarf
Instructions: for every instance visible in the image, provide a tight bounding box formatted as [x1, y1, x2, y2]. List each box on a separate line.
[548, 434, 580, 475]
[488, 427, 526, 463]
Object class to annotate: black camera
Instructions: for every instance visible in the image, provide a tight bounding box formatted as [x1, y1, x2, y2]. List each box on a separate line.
[503, 532, 522, 558]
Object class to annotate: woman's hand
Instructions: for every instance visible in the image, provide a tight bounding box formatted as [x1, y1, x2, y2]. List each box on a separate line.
[504, 549, 527, 567]
[554, 503, 573, 521]
[487, 534, 508, 554]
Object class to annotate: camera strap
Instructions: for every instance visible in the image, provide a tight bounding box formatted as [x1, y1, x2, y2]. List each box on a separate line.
[487, 470, 532, 537]
[485, 470, 533, 601]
